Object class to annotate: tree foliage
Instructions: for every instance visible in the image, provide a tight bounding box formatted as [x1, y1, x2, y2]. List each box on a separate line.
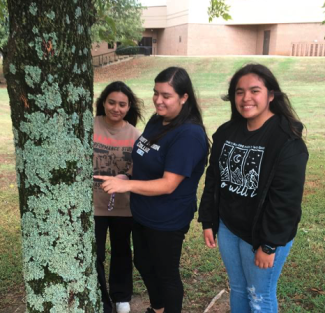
[92, 0, 144, 46]
[208, 0, 232, 22]
[0, 0, 6, 19]
[0, 0, 144, 53]
[0, 0, 8, 52]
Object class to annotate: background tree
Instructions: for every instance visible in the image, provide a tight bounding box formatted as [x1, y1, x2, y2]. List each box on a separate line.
[3, 0, 102, 311]
[0, 0, 144, 54]
[92, 0, 144, 46]
[0, 0, 8, 53]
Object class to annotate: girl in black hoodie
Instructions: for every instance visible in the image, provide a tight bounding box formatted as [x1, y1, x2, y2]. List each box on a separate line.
[198, 64, 308, 313]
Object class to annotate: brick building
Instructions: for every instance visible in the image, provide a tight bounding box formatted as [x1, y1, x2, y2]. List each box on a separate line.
[93, 0, 325, 57]
[141, 0, 325, 56]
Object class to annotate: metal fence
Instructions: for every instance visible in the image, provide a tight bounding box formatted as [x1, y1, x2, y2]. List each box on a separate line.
[291, 42, 325, 57]
[92, 51, 130, 67]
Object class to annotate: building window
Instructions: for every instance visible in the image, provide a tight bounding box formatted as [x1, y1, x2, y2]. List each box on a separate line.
[179, 36, 182, 43]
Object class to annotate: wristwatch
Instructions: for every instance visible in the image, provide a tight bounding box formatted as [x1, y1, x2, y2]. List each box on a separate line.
[124, 173, 132, 180]
[261, 244, 277, 255]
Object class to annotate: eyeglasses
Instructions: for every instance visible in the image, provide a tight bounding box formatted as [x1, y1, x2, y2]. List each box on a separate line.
[108, 193, 115, 211]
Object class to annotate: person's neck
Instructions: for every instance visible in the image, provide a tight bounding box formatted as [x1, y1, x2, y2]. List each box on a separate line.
[246, 113, 274, 131]
[105, 117, 125, 129]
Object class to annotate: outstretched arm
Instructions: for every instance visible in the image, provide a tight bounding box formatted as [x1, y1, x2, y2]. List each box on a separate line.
[94, 171, 185, 196]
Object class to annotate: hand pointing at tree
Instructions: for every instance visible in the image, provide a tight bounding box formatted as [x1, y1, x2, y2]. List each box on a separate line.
[94, 174, 130, 194]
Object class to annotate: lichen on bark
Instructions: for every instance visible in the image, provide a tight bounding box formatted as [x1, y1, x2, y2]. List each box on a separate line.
[3, 0, 101, 312]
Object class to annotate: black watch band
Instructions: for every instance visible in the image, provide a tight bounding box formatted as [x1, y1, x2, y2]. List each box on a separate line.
[261, 244, 277, 255]
[124, 173, 132, 180]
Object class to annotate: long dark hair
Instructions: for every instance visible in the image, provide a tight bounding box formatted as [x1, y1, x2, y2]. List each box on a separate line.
[95, 81, 144, 126]
[149, 67, 210, 151]
[223, 63, 303, 138]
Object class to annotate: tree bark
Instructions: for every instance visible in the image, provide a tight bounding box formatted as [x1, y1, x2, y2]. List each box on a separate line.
[3, 1, 102, 312]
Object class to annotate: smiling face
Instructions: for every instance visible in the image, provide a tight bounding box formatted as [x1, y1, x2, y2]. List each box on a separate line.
[235, 73, 274, 131]
[153, 82, 188, 124]
[103, 91, 130, 127]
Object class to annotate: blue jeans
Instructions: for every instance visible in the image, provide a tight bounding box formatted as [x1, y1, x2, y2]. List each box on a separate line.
[217, 220, 293, 313]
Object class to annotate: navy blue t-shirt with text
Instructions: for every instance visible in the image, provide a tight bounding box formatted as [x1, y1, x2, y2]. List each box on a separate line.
[131, 120, 208, 231]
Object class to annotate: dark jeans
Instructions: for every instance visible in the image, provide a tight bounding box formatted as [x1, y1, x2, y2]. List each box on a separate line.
[132, 221, 189, 313]
[94, 216, 133, 313]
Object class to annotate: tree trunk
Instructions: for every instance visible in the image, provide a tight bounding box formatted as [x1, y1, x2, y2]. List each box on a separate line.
[3, 1, 102, 312]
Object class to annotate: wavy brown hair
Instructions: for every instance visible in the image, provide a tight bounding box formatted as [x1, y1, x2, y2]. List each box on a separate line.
[223, 63, 303, 138]
[95, 81, 144, 126]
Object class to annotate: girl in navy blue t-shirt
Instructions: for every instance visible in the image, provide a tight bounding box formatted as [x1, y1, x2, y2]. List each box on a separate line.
[95, 67, 209, 313]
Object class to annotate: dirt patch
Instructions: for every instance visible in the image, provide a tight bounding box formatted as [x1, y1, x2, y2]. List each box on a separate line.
[0, 154, 16, 189]
[0, 153, 15, 164]
[0, 61, 6, 88]
[0, 173, 16, 190]
[0, 293, 150, 313]
[94, 57, 155, 83]
[0, 80, 6, 88]
[202, 290, 230, 313]
[303, 180, 321, 196]
[0, 284, 25, 313]
[0, 290, 230, 313]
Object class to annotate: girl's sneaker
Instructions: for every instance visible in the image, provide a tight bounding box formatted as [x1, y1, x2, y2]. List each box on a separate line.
[116, 302, 130, 313]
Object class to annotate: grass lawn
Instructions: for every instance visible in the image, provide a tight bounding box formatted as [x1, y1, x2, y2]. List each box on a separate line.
[0, 56, 325, 312]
